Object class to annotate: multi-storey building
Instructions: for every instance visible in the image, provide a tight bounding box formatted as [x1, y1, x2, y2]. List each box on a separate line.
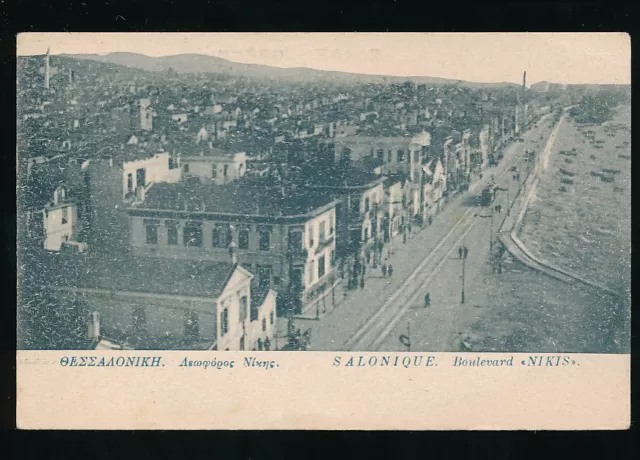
[127, 177, 339, 317]
[333, 129, 432, 224]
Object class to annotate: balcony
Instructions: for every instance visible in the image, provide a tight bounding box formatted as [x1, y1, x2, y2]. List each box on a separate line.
[314, 235, 335, 254]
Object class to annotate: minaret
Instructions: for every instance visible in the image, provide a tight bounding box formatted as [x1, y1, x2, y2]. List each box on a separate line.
[44, 46, 50, 90]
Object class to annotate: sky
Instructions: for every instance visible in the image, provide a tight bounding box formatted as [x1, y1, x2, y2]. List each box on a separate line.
[17, 32, 631, 85]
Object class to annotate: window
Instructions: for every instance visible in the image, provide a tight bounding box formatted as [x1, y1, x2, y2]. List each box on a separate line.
[238, 228, 249, 249]
[168, 157, 174, 170]
[250, 300, 259, 322]
[136, 168, 146, 187]
[397, 149, 405, 162]
[270, 311, 274, 325]
[166, 221, 178, 245]
[221, 308, 229, 336]
[377, 149, 384, 161]
[259, 228, 270, 251]
[61, 207, 68, 225]
[183, 163, 189, 173]
[212, 164, 217, 178]
[240, 295, 248, 322]
[239, 336, 245, 351]
[144, 219, 158, 244]
[318, 255, 326, 278]
[364, 227, 369, 241]
[212, 226, 222, 248]
[331, 250, 335, 267]
[341, 147, 352, 164]
[223, 165, 229, 177]
[183, 221, 202, 247]
[329, 215, 334, 235]
[319, 221, 326, 242]
[365, 198, 370, 212]
[308, 224, 314, 247]
[288, 230, 302, 253]
[388, 150, 392, 162]
[309, 260, 315, 285]
[262, 318, 267, 332]
[127, 173, 133, 192]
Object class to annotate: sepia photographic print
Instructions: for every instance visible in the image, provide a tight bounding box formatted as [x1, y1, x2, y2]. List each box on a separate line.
[16, 33, 631, 430]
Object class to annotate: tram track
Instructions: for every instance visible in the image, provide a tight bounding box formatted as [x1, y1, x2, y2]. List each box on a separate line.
[342, 118, 555, 352]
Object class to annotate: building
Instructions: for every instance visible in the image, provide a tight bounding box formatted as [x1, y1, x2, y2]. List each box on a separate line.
[333, 129, 432, 222]
[24, 184, 79, 251]
[181, 146, 247, 185]
[137, 98, 154, 131]
[420, 158, 446, 220]
[41, 253, 276, 351]
[85, 147, 182, 252]
[302, 166, 385, 288]
[20, 156, 88, 252]
[127, 177, 340, 317]
[382, 174, 409, 242]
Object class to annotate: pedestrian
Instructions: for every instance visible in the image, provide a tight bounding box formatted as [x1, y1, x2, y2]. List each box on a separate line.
[458, 247, 463, 259]
[360, 277, 365, 289]
[388, 265, 394, 277]
[382, 264, 387, 277]
[362, 264, 366, 276]
[424, 293, 431, 307]
[264, 337, 271, 351]
[428, 215, 433, 226]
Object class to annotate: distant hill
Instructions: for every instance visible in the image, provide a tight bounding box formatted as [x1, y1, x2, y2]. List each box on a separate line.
[61, 52, 520, 88]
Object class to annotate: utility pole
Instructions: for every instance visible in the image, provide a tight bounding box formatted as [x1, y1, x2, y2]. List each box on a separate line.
[475, 212, 493, 252]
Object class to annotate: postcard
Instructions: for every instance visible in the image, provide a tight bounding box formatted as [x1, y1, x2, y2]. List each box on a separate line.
[16, 32, 630, 430]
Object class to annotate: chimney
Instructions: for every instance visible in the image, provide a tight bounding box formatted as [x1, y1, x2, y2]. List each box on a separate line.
[228, 241, 238, 265]
[88, 311, 101, 341]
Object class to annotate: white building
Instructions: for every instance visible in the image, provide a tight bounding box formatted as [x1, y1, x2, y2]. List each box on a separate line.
[25, 185, 79, 251]
[181, 148, 247, 185]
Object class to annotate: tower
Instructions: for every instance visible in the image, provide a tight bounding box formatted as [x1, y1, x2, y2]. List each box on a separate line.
[44, 46, 50, 91]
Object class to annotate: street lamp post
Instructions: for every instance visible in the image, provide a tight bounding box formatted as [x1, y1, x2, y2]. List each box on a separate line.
[459, 246, 469, 304]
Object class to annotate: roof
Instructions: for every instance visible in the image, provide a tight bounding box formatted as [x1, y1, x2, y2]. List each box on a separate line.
[136, 176, 337, 217]
[39, 252, 240, 299]
[304, 166, 384, 189]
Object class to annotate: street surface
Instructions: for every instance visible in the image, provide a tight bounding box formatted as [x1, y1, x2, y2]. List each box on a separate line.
[277, 114, 557, 351]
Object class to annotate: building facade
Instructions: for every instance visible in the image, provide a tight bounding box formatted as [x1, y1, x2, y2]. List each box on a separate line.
[45, 255, 275, 351]
[127, 180, 339, 316]
[181, 150, 247, 185]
